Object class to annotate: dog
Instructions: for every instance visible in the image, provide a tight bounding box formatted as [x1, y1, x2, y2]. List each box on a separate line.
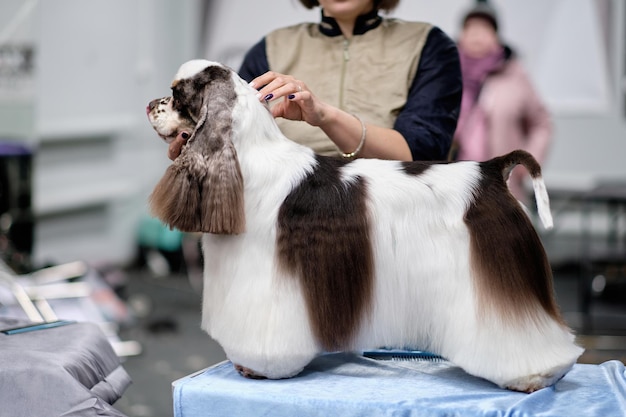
[146, 60, 583, 393]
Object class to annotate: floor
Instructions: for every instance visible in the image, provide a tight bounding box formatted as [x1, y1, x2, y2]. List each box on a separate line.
[112, 240, 626, 417]
[114, 269, 227, 417]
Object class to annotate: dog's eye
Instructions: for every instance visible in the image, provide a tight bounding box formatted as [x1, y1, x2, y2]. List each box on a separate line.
[172, 85, 183, 101]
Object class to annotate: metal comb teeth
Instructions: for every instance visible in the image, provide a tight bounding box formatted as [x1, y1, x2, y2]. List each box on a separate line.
[362, 349, 446, 362]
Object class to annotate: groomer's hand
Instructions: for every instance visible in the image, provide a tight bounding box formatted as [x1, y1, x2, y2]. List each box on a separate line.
[168, 131, 190, 160]
[250, 71, 331, 127]
[249, 71, 412, 161]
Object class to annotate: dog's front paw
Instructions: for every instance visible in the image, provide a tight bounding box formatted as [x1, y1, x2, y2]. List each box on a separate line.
[234, 363, 267, 379]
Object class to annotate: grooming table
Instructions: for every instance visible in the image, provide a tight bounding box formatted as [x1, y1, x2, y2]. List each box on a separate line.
[173, 352, 626, 417]
[0, 319, 131, 417]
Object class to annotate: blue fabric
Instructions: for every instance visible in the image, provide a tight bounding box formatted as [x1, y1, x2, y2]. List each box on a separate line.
[173, 353, 626, 417]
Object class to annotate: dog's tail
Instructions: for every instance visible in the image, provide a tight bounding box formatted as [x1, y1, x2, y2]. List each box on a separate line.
[491, 150, 553, 230]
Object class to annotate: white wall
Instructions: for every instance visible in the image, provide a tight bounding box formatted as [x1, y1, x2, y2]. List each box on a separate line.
[0, 0, 38, 139]
[1, 0, 203, 265]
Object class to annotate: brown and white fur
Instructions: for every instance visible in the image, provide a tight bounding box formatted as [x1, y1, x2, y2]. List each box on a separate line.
[146, 60, 583, 393]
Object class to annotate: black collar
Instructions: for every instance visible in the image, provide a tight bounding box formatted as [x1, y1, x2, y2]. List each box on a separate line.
[318, 8, 382, 37]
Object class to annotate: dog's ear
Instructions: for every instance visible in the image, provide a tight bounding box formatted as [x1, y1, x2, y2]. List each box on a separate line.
[149, 158, 203, 233]
[200, 137, 245, 234]
[149, 77, 245, 235]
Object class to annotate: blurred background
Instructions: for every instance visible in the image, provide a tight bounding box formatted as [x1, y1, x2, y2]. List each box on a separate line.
[0, 1, 625, 416]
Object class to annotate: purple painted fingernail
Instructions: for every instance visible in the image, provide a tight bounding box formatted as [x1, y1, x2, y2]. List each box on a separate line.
[288, 94, 295, 100]
[264, 94, 273, 101]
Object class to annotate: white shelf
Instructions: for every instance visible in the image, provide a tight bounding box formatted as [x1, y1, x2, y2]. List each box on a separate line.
[34, 180, 139, 216]
[37, 115, 136, 141]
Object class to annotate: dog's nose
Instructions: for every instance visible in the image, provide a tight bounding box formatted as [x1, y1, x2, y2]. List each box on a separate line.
[147, 99, 159, 114]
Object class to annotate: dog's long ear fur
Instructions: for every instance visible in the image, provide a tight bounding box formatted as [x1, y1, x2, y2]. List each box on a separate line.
[200, 135, 245, 234]
[149, 158, 203, 233]
[150, 67, 245, 234]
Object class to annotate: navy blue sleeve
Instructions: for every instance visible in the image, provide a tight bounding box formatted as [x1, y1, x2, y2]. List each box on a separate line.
[394, 27, 462, 161]
[238, 38, 270, 83]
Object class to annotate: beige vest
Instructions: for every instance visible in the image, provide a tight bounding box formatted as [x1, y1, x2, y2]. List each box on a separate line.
[266, 19, 432, 156]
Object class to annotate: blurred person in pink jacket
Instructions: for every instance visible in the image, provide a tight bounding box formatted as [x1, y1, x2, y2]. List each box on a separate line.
[453, 0, 552, 202]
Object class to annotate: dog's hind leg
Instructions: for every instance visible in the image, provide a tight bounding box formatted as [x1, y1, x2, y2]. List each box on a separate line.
[446, 307, 583, 392]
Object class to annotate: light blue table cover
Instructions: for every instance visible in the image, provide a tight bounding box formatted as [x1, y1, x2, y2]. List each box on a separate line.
[173, 353, 626, 417]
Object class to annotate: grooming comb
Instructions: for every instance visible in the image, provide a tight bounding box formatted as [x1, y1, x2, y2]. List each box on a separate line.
[362, 349, 446, 362]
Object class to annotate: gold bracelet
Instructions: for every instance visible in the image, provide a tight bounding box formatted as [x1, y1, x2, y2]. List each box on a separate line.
[340, 114, 367, 159]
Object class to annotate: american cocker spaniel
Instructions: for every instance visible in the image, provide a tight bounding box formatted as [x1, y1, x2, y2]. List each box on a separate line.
[146, 60, 583, 392]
